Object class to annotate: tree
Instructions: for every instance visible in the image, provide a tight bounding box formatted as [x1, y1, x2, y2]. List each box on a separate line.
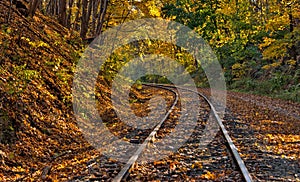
[28, 0, 41, 17]
[80, 0, 88, 38]
[58, 0, 67, 26]
[95, 0, 109, 36]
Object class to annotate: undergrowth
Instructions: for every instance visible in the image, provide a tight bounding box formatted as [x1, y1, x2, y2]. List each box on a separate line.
[229, 70, 300, 103]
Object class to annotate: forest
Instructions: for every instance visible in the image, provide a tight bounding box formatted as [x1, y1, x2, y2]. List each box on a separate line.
[0, 0, 299, 181]
[4, 0, 299, 101]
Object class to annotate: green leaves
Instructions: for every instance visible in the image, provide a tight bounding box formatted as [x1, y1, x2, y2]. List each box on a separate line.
[162, 0, 299, 97]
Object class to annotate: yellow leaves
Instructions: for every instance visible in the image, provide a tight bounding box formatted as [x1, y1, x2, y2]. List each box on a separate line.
[170, 15, 177, 20]
[287, 59, 297, 66]
[259, 37, 276, 49]
[70, 6, 79, 15]
[145, 1, 161, 17]
[264, 133, 300, 147]
[56, 163, 66, 170]
[186, 65, 196, 73]
[261, 38, 288, 60]
[36, 41, 50, 48]
[232, 63, 243, 70]
[135, 83, 143, 90]
[270, 62, 281, 68]
[191, 161, 202, 169]
[12, 166, 27, 173]
[6, 27, 12, 34]
[201, 171, 216, 180]
[260, 119, 284, 125]
[216, 1, 236, 16]
[209, 26, 236, 48]
[239, 29, 250, 40]
[265, 13, 289, 32]
[149, 7, 161, 17]
[261, 65, 271, 70]
[21, 36, 31, 42]
[231, 63, 246, 79]
[21, 37, 50, 48]
[262, 62, 281, 70]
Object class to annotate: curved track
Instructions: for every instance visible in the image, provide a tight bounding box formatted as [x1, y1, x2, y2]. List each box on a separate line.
[112, 83, 252, 182]
[112, 84, 179, 182]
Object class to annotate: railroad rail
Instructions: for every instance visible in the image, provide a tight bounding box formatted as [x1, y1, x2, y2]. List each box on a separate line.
[112, 83, 252, 182]
[112, 84, 178, 181]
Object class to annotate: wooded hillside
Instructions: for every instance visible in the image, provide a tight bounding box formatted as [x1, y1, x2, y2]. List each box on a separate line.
[3, 0, 300, 101]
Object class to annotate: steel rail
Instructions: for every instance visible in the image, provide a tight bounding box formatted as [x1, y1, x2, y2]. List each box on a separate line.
[113, 83, 252, 182]
[145, 83, 253, 182]
[112, 84, 179, 182]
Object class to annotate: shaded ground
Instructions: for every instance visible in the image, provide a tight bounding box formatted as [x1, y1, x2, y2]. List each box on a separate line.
[225, 90, 300, 181]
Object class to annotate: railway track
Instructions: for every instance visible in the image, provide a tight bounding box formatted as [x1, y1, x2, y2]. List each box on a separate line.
[74, 83, 252, 181]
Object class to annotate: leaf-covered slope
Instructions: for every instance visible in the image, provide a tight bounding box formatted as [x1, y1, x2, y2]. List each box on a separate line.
[0, 1, 100, 180]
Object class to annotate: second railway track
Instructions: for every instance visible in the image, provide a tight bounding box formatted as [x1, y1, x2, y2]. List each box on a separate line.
[73, 83, 252, 181]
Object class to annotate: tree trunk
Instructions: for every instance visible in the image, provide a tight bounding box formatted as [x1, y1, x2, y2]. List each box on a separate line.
[66, 0, 74, 28]
[80, 0, 88, 39]
[7, 0, 13, 23]
[86, 0, 93, 36]
[91, 0, 100, 35]
[28, 0, 41, 17]
[73, 0, 82, 31]
[96, 0, 108, 36]
[58, 0, 67, 26]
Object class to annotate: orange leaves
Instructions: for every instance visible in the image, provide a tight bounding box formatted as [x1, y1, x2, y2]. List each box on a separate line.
[153, 160, 167, 166]
[227, 90, 300, 177]
[191, 161, 202, 169]
[201, 171, 216, 180]
[169, 161, 177, 171]
[11, 166, 27, 173]
[264, 133, 300, 147]
[153, 159, 180, 172]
